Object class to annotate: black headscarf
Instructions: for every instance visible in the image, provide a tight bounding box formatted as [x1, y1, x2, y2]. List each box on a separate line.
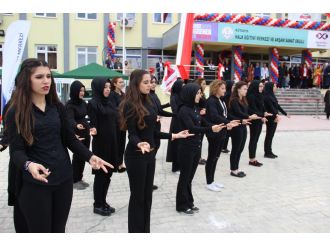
[171, 79, 184, 95]
[180, 83, 201, 108]
[91, 77, 110, 105]
[69, 80, 85, 105]
[263, 82, 278, 104]
[247, 80, 264, 104]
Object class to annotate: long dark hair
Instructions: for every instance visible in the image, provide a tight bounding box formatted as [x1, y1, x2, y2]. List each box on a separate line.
[119, 69, 151, 130]
[8, 58, 60, 146]
[229, 81, 248, 109]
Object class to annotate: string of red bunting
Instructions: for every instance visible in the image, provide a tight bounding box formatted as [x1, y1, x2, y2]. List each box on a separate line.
[194, 13, 330, 31]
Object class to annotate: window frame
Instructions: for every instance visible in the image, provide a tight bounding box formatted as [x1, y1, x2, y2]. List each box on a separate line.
[153, 13, 172, 24]
[76, 46, 98, 68]
[116, 13, 136, 22]
[34, 13, 57, 18]
[76, 13, 97, 20]
[35, 44, 58, 69]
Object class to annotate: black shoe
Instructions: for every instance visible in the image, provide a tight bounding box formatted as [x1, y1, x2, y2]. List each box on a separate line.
[230, 171, 246, 178]
[191, 206, 199, 213]
[264, 153, 276, 159]
[249, 160, 263, 167]
[199, 158, 207, 165]
[222, 149, 230, 153]
[104, 203, 116, 213]
[271, 153, 278, 158]
[93, 206, 111, 216]
[178, 208, 194, 215]
[153, 185, 158, 190]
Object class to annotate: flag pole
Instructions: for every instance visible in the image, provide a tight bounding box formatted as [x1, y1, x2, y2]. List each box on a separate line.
[122, 13, 126, 76]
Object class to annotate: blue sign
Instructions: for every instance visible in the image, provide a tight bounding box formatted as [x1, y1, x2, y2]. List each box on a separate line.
[217, 23, 309, 48]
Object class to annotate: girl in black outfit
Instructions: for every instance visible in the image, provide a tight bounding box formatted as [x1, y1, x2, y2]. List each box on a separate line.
[88, 77, 119, 216]
[247, 81, 273, 167]
[119, 69, 192, 233]
[205, 80, 240, 191]
[176, 83, 225, 214]
[263, 82, 289, 158]
[166, 79, 184, 173]
[6, 58, 111, 233]
[66, 80, 91, 189]
[195, 78, 208, 165]
[109, 76, 127, 172]
[228, 81, 261, 178]
[222, 80, 235, 153]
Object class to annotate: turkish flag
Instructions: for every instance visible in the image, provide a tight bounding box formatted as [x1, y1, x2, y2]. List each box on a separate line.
[325, 13, 330, 18]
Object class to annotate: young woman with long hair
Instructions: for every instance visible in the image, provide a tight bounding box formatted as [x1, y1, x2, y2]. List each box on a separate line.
[6, 58, 111, 232]
[119, 69, 192, 233]
[228, 81, 261, 178]
[204, 80, 240, 191]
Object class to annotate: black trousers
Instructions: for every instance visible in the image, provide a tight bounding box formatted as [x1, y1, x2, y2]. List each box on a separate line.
[13, 202, 29, 233]
[264, 118, 278, 155]
[125, 152, 156, 233]
[248, 120, 263, 159]
[176, 145, 201, 211]
[222, 132, 230, 150]
[93, 170, 113, 207]
[72, 136, 90, 183]
[230, 126, 247, 171]
[327, 113, 330, 119]
[205, 136, 225, 184]
[18, 179, 73, 233]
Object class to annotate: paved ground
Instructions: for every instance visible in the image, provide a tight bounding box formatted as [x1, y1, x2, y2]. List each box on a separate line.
[1, 112, 330, 233]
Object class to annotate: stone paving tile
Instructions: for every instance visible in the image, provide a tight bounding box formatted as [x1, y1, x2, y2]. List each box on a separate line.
[1, 125, 330, 232]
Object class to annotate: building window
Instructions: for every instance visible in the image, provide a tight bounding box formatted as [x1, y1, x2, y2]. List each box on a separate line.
[153, 13, 172, 24]
[35, 13, 57, 18]
[76, 47, 97, 67]
[36, 45, 57, 69]
[116, 13, 136, 22]
[0, 44, 3, 68]
[255, 13, 271, 18]
[77, 13, 97, 20]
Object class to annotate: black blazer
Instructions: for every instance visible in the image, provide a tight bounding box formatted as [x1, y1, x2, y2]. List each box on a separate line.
[205, 95, 230, 139]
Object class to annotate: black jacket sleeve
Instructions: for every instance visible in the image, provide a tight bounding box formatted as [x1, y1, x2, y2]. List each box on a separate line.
[170, 96, 179, 115]
[6, 109, 30, 170]
[161, 102, 171, 109]
[277, 103, 288, 116]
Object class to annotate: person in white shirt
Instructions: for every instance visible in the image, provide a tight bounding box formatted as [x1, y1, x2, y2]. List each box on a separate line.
[261, 63, 269, 80]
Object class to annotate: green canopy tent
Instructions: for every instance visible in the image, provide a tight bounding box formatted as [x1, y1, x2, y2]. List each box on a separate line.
[59, 63, 128, 80]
